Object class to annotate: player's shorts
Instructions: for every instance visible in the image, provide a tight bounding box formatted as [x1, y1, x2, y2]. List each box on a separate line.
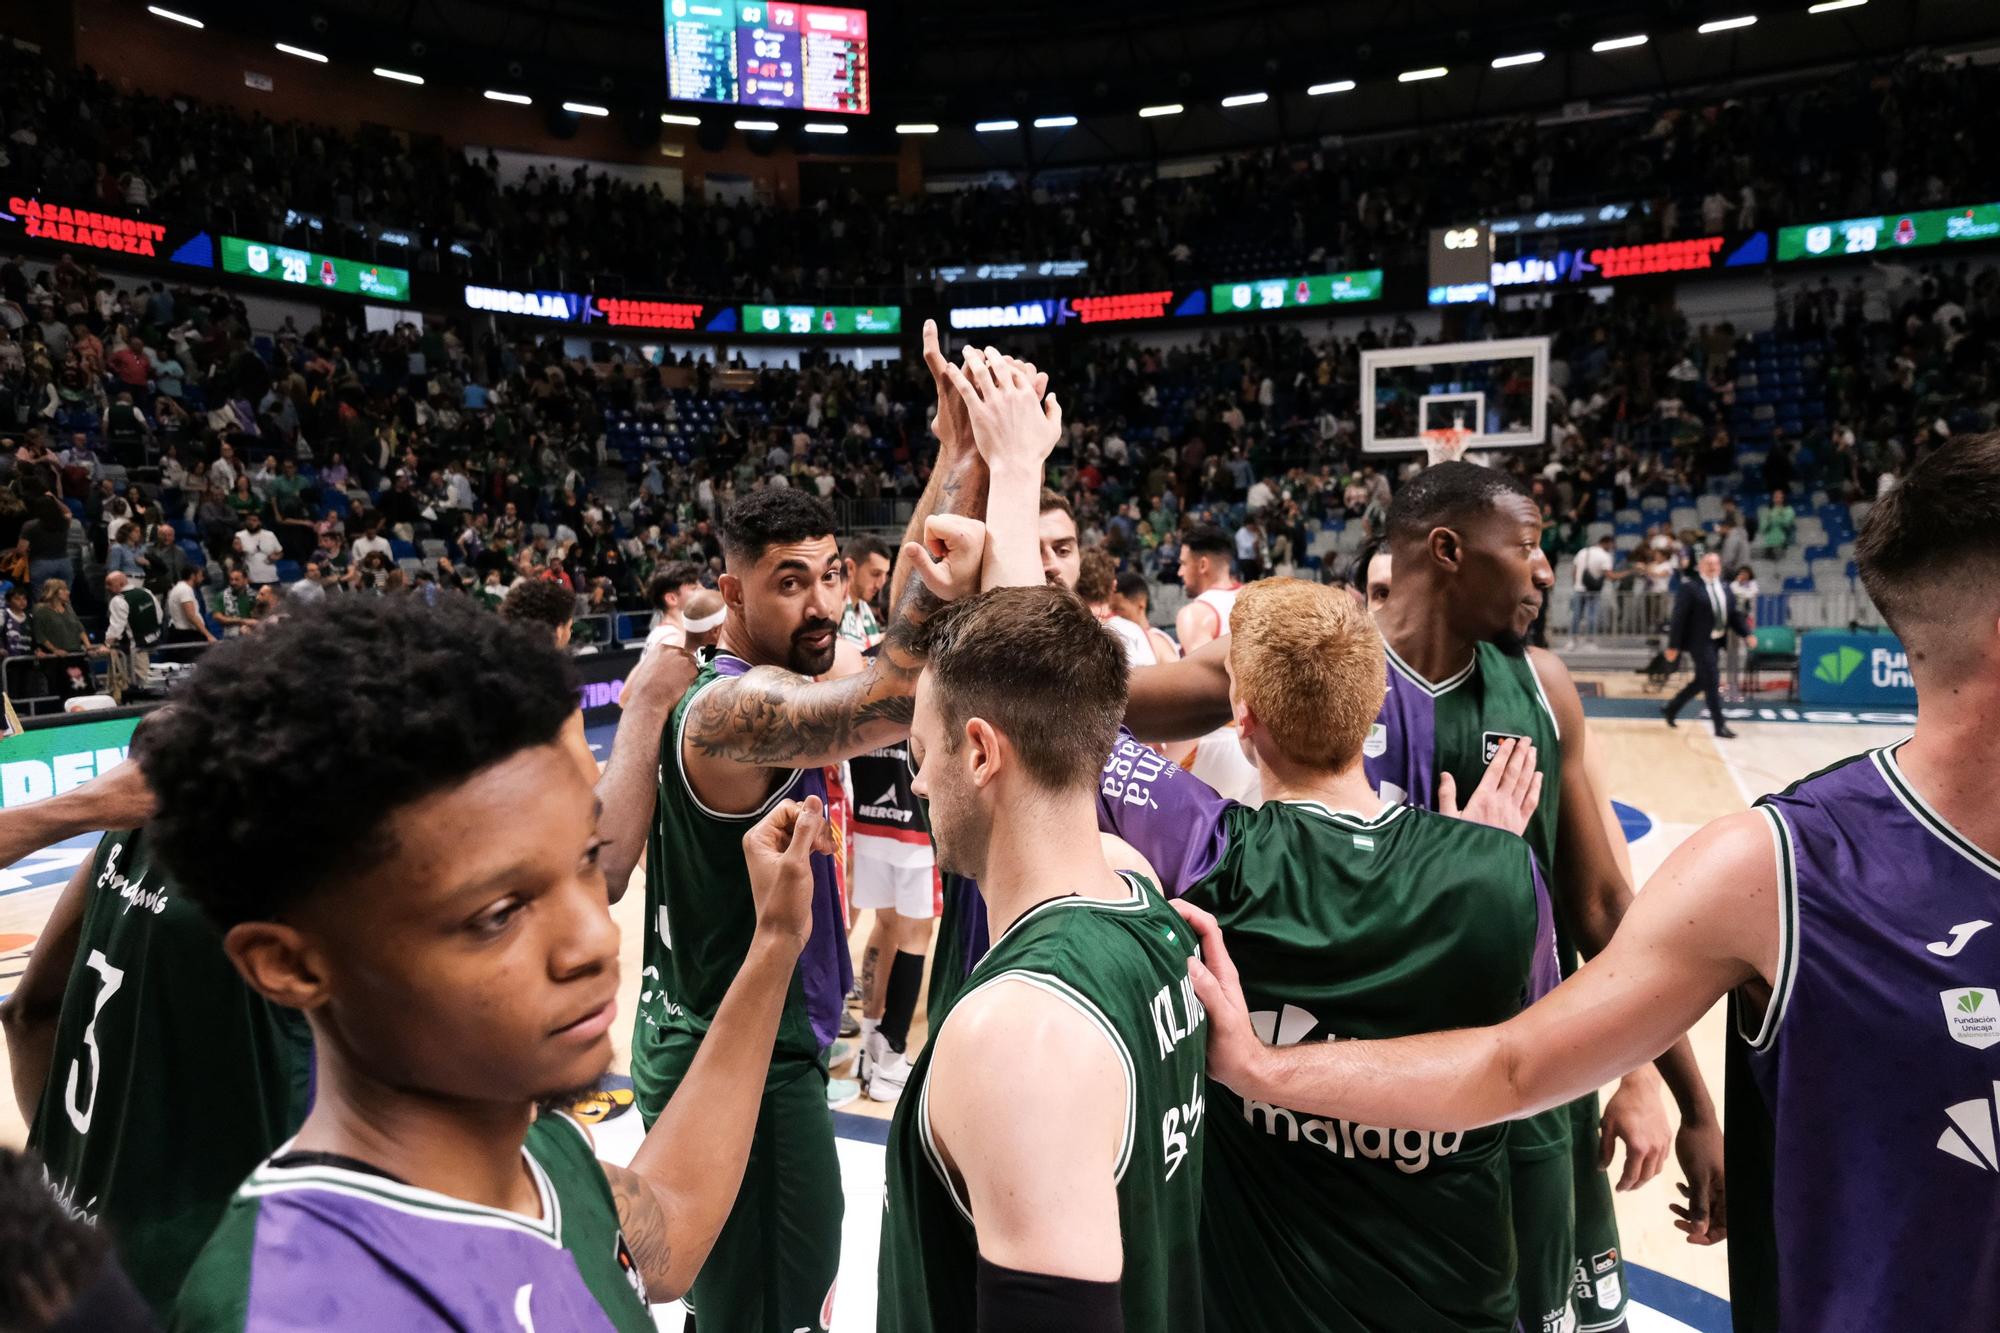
[638, 1051, 844, 1332]
[1512, 1136, 1580, 1333]
[850, 834, 940, 919]
[1568, 1093, 1631, 1332]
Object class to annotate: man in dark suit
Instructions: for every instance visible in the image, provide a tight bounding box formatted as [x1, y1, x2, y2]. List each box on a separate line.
[1663, 551, 1752, 737]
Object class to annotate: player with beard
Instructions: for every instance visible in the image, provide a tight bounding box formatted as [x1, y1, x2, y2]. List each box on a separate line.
[138, 597, 825, 1329]
[1124, 464, 1724, 1333]
[595, 321, 1019, 1332]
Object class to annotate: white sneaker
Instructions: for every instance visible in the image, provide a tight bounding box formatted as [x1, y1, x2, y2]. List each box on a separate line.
[866, 1047, 913, 1104]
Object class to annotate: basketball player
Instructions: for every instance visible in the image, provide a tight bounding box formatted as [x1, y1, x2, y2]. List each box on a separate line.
[1352, 540, 1392, 612]
[679, 588, 726, 652]
[1113, 571, 1181, 666]
[1095, 578, 1557, 1329]
[598, 321, 1033, 1332]
[1125, 464, 1722, 1333]
[1077, 548, 1161, 667]
[1177, 431, 2000, 1333]
[878, 585, 1205, 1333]
[839, 535, 893, 648]
[1174, 524, 1242, 653]
[500, 576, 580, 647]
[0, 747, 307, 1317]
[136, 597, 824, 1329]
[645, 563, 704, 649]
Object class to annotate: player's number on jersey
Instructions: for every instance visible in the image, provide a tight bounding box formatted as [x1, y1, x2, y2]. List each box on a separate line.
[63, 950, 126, 1134]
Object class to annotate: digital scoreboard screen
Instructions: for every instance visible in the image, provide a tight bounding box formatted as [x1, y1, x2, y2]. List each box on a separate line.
[222, 236, 410, 302]
[1777, 203, 2000, 262]
[665, 2, 869, 115]
[742, 304, 900, 335]
[1210, 271, 1384, 314]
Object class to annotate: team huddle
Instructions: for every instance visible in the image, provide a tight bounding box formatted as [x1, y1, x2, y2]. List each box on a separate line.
[3, 318, 1997, 1333]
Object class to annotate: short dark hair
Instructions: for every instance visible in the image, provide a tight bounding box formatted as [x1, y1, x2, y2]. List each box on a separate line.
[843, 534, 891, 567]
[1182, 523, 1234, 560]
[1351, 539, 1386, 594]
[1387, 461, 1531, 546]
[646, 562, 703, 611]
[1038, 490, 1074, 522]
[1114, 571, 1150, 606]
[718, 488, 837, 566]
[923, 585, 1126, 792]
[136, 598, 579, 927]
[1856, 432, 2000, 650]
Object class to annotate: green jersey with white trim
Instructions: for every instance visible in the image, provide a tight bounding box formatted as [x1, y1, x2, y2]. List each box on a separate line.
[877, 872, 1206, 1333]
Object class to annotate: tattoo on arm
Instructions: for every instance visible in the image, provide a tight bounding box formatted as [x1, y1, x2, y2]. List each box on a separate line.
[605, 1163, 675, 1301]
[686, 625, 923, 767]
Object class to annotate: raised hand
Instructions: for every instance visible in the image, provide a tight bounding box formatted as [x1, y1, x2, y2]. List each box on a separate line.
[942, 345, 1062, 476]
[921, 319, 972, 458]
[900, 513, 988, 603]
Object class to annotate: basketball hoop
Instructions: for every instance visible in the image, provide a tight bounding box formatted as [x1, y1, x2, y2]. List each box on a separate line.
[1423, 427, 1473, 465]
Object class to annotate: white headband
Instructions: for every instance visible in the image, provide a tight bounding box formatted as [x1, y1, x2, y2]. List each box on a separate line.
[682, 606, 726, 634]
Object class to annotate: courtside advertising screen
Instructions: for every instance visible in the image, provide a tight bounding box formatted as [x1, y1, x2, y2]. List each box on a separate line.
[221, 236, 411, 302]
[1777, 203, 2000, 262]
[3, 195, 215, 268]
[665, 2, 870, 114]
[742, 304, 900, 335]
[1210, 271, 1384, 314]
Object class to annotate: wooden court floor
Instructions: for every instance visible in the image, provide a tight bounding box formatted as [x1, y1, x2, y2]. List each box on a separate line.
[0, 704, 1910, 1308]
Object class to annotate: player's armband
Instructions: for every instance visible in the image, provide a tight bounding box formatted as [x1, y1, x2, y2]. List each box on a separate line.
[976, 1256, 1123, 1332]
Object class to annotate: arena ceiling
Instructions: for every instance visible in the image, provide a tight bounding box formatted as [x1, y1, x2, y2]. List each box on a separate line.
[198, 0, 2000, 170]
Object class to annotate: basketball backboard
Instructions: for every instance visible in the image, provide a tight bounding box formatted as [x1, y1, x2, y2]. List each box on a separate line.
[1360, 336, 1550, 454]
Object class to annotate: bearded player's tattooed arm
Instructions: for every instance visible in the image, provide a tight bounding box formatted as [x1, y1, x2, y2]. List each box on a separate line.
[607, 797, 825, 1298]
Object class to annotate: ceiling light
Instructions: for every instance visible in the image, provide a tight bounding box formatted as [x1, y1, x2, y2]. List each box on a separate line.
[1033, 115, 1078, 128]
[274, 42, 327, 62]
[563, 101, 609, 116]
[1492, 52, 1545, 68]
[1138, 103, 1183, 118]
[484, 90, 532, 105]
[1307, 80, 1356, 95]
[895, 122, 940, 134]
[147, 6, 203, 28]
[735, 119, 779, 132]
[1221, 92, 1268, 107]
[1699, 15, 1758, 33]
[1398, 67, 1448, 82]
[1591, 35, 1648, 51]
[661, 113, 702, 126]
[974, 119, 1019, 132]
[803, 122, 848, 134]
[1807, 0, 1866, 11]
[373, 67, 424, 85]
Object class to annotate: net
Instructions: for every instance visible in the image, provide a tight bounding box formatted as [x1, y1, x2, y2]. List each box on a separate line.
[1422, 427, 1473, 465]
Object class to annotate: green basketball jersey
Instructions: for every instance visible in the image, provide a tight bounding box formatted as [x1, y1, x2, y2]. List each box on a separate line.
[878, 872, 1206, 1333]
[171, 1113, 651, 1331]
[631, 653, 852, 1118]
[1192, 801, 1546, 1331]
[28, 827, 313, 1316]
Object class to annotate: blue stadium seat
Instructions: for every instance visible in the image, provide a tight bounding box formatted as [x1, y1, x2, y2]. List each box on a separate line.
[275, 560, 302, 584]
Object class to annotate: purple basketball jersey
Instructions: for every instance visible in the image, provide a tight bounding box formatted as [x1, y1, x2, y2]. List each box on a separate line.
[1736, 741, 2000, 1331]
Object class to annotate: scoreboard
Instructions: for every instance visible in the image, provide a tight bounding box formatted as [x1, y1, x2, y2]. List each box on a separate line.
[221, 236, 410, 302]
[1777, 203, 2000, 262]
[742, 304, 900, 335]
[665, 1, 869, 115]
[1210, 271, 1383, 313]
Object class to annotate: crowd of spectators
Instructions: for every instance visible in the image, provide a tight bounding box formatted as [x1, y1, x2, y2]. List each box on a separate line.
[2, 38, 1995, 297]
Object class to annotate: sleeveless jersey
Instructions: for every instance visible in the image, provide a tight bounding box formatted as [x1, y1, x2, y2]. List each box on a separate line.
[1363, 639, 1570, 1160]
[1092, 733, 1556, 1331]
[632, 652, 854, 1110]
[879, 872, 1206, 1333]
[171, 1113, 651, 1331]
[1729, 741, 2000, 1332]
[29, 827, 313, 1315]
[1190, 584, 1241, 638]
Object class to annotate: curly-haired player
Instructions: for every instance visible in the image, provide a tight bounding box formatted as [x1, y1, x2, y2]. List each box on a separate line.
[137, 597, 827, 1330]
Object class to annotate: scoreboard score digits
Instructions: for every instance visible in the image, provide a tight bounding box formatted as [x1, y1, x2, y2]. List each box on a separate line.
[665, 1, 869, 114]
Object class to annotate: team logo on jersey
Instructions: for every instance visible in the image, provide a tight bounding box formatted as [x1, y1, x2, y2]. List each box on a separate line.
[1578, 1247, 1623, 1311]
[1936, 1084, 2000, 1171]
[1929, 920, 1994, 957]
[1941, 988, 2000, 1049]
[565, 1074, 636, 1123]
[1363, 723, 1387, 758]
[1482, 731, 1528, 765]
